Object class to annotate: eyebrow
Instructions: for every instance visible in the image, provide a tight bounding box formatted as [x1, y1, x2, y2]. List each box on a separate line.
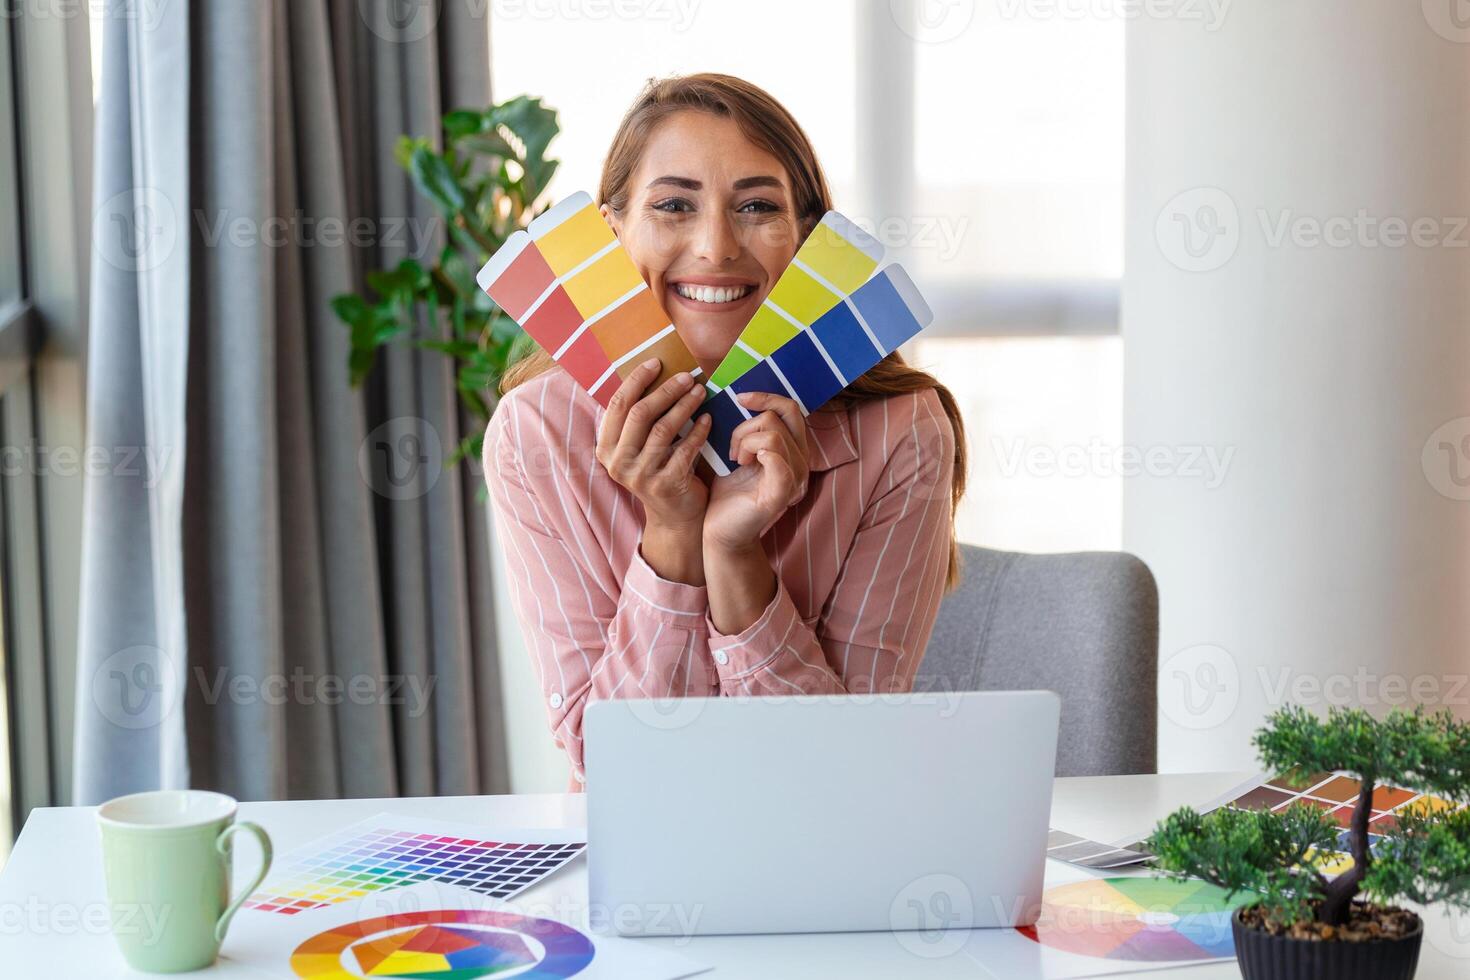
[645, 175, 785, 192]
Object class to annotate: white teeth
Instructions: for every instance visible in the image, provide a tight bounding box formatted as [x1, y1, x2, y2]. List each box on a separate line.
[675, 284, 751, 304]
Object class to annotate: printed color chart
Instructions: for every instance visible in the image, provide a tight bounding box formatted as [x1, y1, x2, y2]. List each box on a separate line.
[289, 908, 595, 980]
[705, 211, 886, 391]
[1019, 877, 1251, 962]
[477, 192, 700, 408]
[694, 264, 933, 472]
[244, 816, 586, 916]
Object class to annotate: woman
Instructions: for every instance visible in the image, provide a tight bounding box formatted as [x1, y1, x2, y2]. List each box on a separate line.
[484, 73, 968, 789]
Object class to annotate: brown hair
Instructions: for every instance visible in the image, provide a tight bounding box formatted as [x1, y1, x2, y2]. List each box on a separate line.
[500, 73, 968, 589]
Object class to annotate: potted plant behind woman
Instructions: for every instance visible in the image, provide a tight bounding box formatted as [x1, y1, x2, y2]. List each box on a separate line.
[1145, 705, 1470, 980]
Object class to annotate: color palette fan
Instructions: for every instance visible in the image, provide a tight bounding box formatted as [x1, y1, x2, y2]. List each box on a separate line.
[704, 211, 887, 391]
[693, 263, 932, 472]
[290, 908, 595, 980]
[1018, 876, 1252, 963]
[244, 815, 586, 916]
[477, 191, 701, 409]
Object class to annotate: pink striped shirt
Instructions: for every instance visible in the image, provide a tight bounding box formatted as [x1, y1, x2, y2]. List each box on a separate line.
[483, 367, 956, 790]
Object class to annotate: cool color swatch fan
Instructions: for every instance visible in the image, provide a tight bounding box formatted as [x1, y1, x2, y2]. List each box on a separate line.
[478, 191, 933, 475]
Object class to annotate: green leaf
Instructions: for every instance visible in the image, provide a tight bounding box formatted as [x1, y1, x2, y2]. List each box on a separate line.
[459, 132, 517, 159]
[331, 293, 372, 328]
[486, 95, 560, 166]
[443, 109, 484, 139]
[408, 145, 467, 217]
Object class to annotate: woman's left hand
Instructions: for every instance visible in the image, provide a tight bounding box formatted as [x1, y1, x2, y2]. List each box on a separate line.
[703, 391, 811, 552]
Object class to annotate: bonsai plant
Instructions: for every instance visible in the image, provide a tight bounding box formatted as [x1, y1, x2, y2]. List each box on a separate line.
[1145, 704, 1470, 980]
[332, 95, 559, 465]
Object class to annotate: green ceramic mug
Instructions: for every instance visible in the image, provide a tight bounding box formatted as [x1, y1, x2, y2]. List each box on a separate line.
[97, 790, 273, 973]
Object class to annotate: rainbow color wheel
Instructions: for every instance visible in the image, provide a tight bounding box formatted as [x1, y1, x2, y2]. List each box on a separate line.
[290, 908, 594, 979]
[1018, 877, 1253, 962]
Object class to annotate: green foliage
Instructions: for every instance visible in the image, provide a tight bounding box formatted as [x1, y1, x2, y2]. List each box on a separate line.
[1144, 705, 1470, 930]
[1146, 802, 1341, 924]
[334, 95, 561, 465]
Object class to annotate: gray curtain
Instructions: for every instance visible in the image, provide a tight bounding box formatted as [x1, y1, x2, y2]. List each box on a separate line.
[75, 0, 508, 804]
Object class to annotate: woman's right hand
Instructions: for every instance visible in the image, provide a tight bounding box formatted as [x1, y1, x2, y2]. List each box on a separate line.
[596, 357, 713, 582]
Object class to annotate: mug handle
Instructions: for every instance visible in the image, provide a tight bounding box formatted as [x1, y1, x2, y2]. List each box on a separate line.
[214, 821, 273, 945]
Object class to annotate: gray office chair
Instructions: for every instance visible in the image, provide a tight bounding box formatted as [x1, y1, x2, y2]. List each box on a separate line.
[919, 544, 1158, 777]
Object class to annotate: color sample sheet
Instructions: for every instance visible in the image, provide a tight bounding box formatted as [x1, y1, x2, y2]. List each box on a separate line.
[1047, 829, 1153, 870]
[694, 263, 933, 472]
[477, 191, 701, 408]
[705, 211, 887, 391]
[963, 861, 1251, 979]
[224, 881, 710, 979]
[1112, 769, 1467, 877]
[243, 815, 586, 916]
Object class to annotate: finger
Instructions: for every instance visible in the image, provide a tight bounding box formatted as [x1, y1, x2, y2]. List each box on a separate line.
[616, 369, 699, 460]
[598, 357, 663, 457]
[663, 411, 712, 475]
[756, 447, 797, 504]
[644, 378, 708, 455]
[736, 391, 808, 455]
[734, 429, 784, 468]
[729, 410, 800, 465]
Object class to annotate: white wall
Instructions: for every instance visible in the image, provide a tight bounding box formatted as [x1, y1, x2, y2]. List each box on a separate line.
[1125, 6, 1470, 771]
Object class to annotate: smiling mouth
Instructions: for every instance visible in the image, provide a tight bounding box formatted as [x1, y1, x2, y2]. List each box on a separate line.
[670, 283, 756, 306]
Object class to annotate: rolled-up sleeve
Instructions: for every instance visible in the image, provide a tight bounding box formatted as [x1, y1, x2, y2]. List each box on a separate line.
[483, 392, 715, 785]
[705, 391, 955, 697]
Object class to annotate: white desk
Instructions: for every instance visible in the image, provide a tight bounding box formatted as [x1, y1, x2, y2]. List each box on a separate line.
[2, 772, 1467, 978]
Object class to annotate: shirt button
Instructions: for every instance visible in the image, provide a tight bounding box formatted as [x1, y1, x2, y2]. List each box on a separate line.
[713, 649, 729, 666]
[549, 692, 564, 709]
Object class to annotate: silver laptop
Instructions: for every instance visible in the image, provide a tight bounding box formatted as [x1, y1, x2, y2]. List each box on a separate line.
[584, 690, 1060, 937]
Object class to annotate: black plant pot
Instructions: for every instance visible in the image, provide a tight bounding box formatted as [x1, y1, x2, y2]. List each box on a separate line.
[1231, 906, 1423, 980]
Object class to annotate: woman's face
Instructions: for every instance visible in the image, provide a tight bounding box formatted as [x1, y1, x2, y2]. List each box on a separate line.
[602, 110, 803, 378]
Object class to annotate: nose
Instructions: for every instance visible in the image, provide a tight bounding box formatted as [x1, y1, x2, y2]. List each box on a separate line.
[692, 209, 741, 266]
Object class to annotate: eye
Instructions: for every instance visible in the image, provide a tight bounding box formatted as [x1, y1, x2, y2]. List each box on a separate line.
[737, 199, 781, 214]
[650, 197, 694, 214]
